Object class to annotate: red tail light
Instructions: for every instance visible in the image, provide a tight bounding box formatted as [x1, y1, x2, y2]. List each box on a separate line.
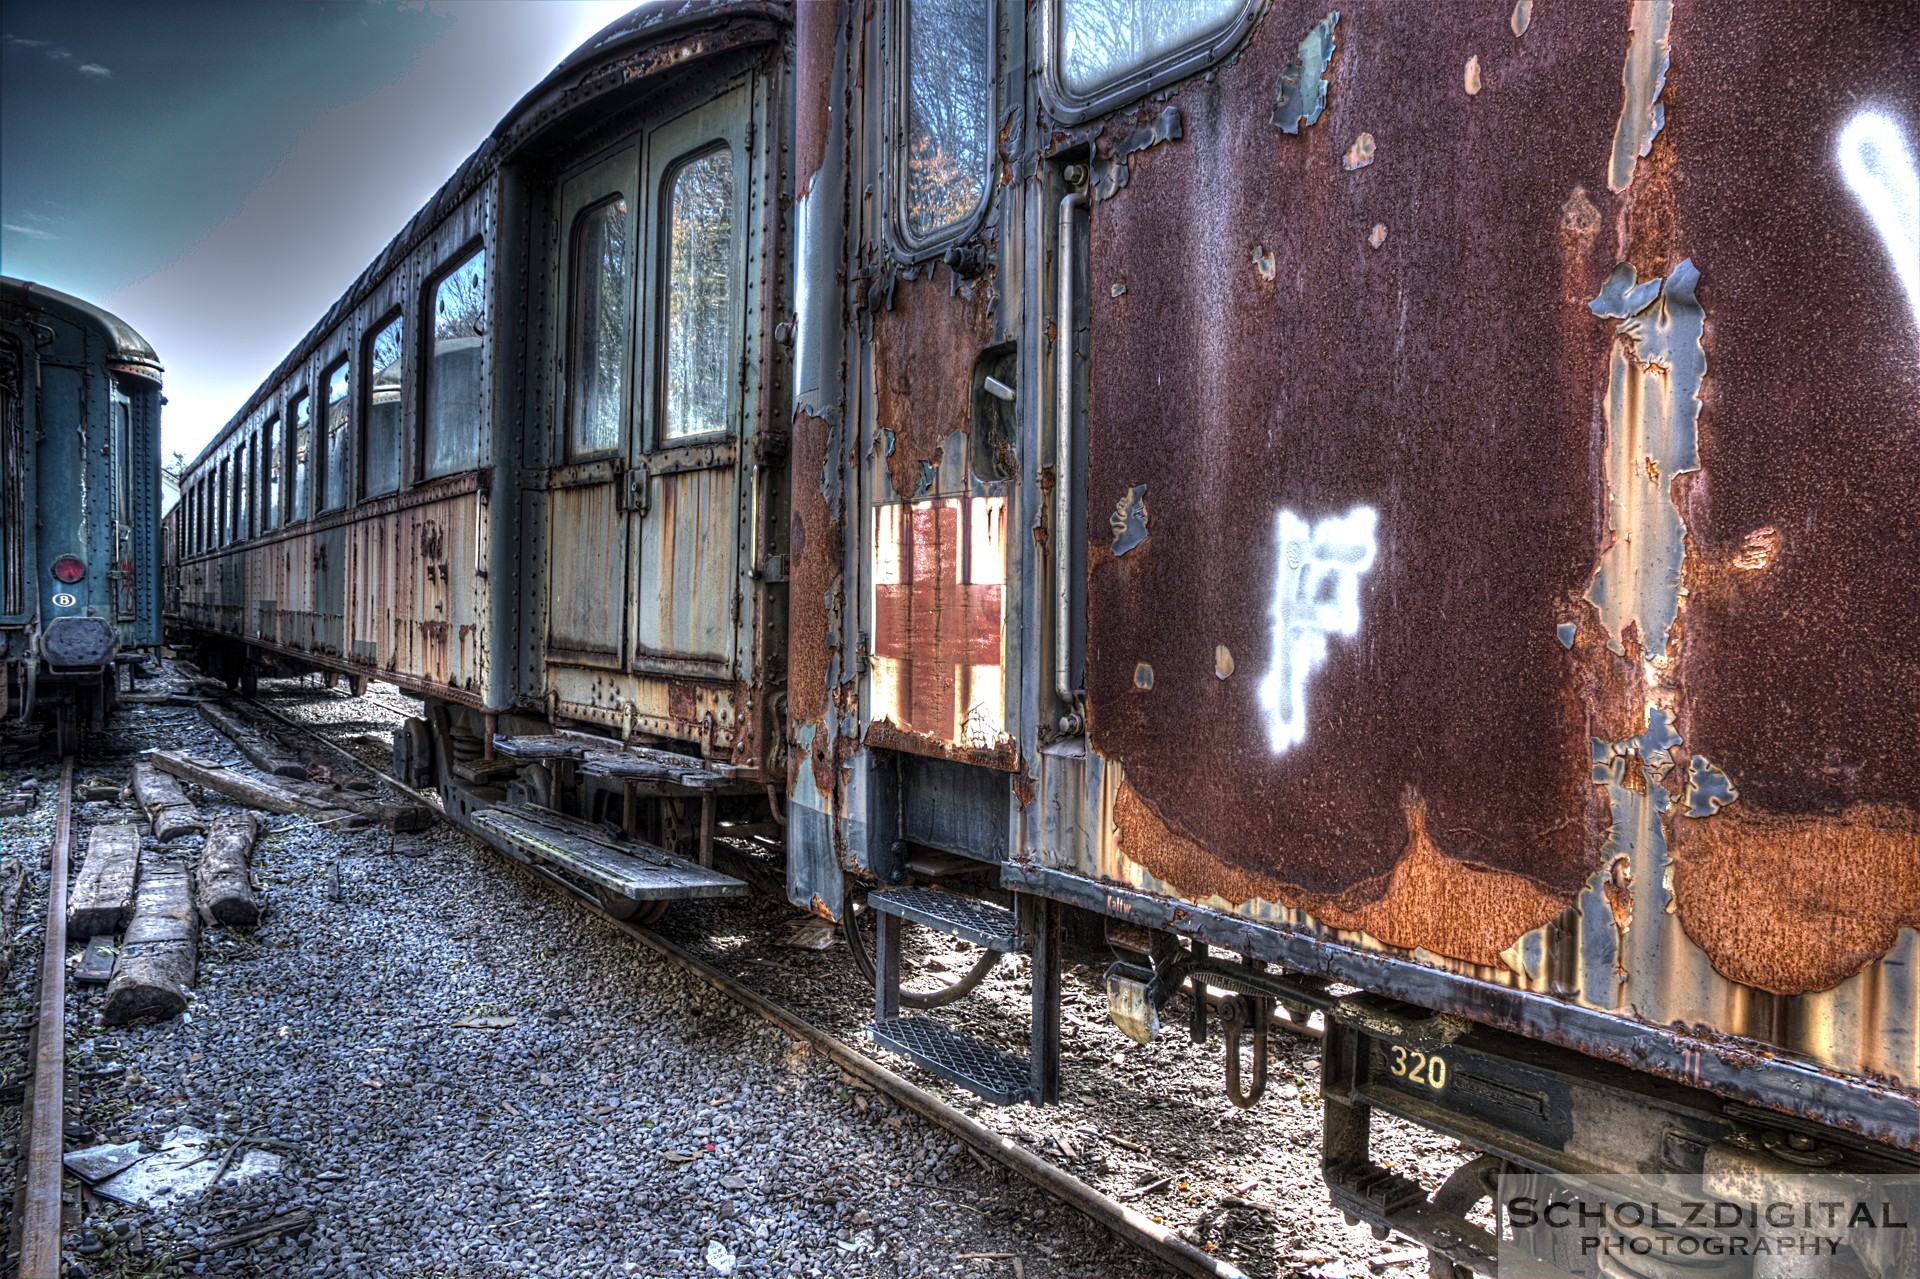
[50, 555, 85, 584]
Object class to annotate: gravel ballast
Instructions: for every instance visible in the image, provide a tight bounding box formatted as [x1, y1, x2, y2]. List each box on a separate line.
[5, 671, 1482, 1278]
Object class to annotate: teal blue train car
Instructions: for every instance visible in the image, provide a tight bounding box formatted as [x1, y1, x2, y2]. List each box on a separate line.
[0, 277, 163, 755]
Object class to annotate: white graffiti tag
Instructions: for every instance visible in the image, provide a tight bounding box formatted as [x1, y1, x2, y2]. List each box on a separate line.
[1258, 506, 1379, 754]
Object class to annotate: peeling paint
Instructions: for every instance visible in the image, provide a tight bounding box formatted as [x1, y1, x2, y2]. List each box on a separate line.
[1250, 245, 1275, 281]
[1342, 132, 1376, 171]
[1367, 224, 1387, 249]
[1683, 754, 1738, 817]
[1108, 484, 1149, 556]
[1134, 663, 1154, 691]
[1214, 645, 1234, 680]
[1730, 526, 1777, 572]
[1511, 0, 1532, 39]
[1556, 620, 1578, 649]
[1607, 0, 1672, 193]
[1464, 55, 1482, 97]
[1272, 11, 1340, 137]
[1585, 259, 1703, 661]
[1090, 105, 1184, 201]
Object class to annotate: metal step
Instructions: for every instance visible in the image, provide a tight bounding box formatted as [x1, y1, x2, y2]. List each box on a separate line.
[471, 806, 747, 902]
[491, 732, 737, 789]
[866, 887, 1025, 952]
[867, 1016, 1034, 1106]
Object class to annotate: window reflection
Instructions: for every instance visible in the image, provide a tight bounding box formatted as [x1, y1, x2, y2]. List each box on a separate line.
[265, 416, 282, 529]
[1057, 0, 1244, 98]
[291, 393, 312, 520]
[663, 149, 736, 441]
[426, 250, 486, 477]
[364, 315, 403, 497]
[569, 197, 631, 455]
[902, 0, 991, 243]
[323, 361, 349, 510]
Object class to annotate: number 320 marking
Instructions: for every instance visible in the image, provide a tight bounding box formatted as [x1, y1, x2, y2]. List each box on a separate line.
[1388, 1045, 1448, 1090]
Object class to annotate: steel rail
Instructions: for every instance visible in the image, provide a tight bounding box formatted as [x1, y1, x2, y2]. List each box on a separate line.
[504, 851, 1248, 1279]
[20, 757, 74, 1279]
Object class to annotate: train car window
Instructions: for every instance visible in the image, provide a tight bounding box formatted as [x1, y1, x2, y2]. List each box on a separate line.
[264, 415, 282, 530]
[363, 315, 403, 498]
[218, 457, 231, 546]
[661, 148, 735, 442]
[237, 436, 252, 540]
[291, 392, 312, 521]
[897, 0, 992, 246]
[322, 360, 349, 510]
[1047, 0, 1251, 119]
[568, 197, 631, 456]
[424, 249, 486, 477]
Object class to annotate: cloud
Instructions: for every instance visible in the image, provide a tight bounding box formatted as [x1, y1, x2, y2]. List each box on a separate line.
[3, 223, 58, 240]
[4, 33, 72, 61]
[77, 63, 111, 78]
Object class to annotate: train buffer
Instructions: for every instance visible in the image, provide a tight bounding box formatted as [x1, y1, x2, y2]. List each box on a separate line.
[864, 887, 1060, 1107]
[471, 805, 747, 904]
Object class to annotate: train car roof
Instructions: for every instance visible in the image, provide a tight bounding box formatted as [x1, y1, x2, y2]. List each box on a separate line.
[188, 0, 789, 472]
[0, 275, 164, 386]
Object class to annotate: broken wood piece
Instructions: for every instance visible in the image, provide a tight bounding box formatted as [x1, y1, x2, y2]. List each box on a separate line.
[103, 853, 197, 1025]
[1117, 1174, 1172, 1200]
[133, 759, 204, 842]
[197, 702, 308, 779]
[0, 856, 22, 981]
[196, 812, 262, 927]
[74, 936, 118, 984]
[179, 1210, 314, 1257]
[68, 823, 141, 937]
[149, 750, 429, 832]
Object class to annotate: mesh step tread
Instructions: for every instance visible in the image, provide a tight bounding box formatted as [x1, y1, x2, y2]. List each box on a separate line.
[866, 887, 1024, 951]
[868, 1016, 1033, 1106]
[472, 807, 746, 901]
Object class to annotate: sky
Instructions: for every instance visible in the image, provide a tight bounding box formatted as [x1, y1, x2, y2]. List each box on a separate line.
[1, 0, 639, 465]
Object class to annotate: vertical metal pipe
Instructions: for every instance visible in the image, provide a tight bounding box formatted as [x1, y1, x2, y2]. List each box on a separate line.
[875, 910, 901, 1022]
[21, 757, 74, 1279]
[1054, 191, 1086, 718]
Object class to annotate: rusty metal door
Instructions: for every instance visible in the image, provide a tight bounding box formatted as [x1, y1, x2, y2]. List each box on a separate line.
[546, 148, 641, 671]
[630, 87, 753, 677]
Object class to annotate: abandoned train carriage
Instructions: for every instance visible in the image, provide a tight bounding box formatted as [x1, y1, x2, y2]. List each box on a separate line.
[2, 277, 164, 755]
[168, 0, 1920, 1271]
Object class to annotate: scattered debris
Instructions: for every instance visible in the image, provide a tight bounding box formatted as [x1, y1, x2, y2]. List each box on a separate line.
[706, 1239, 737, 1274]
[780, 918, 838, 950]
[86, 1127, 281, 1206]
[198, 701, 310, 779]
[0, 855, 23, 980]
[74, 935, 118, 985]
[448, 1015, 519, 1030]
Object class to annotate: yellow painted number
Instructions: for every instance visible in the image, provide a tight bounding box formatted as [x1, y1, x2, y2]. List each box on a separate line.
[1387, 1045, 1447, 1091]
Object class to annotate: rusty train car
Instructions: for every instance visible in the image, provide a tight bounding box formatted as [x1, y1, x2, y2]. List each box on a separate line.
[168, 2, 1920, 1271]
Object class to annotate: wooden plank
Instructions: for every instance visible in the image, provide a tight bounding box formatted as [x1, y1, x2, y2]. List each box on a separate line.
[103, 854, 196, 1025]
[196, 812, 262, 927]
[67, 823, 140, 937]
[470, 808, 747, 900]
[148, 752, 312, 818]
[197, 703, 308, 779]
[132, 760, 204, 842]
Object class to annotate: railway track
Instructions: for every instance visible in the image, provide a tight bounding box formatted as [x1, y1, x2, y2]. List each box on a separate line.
[13, 757, 73, 1279]
[240, 695, 1244, 1279]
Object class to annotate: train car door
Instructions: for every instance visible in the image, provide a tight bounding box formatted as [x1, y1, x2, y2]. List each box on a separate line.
[629, 86, 753, 679]
[546, 148, 641, 672]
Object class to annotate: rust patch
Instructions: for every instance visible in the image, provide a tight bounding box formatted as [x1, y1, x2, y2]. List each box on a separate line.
[1114, 783, 1567, 969]
[786, 410, 839, 726]
[868, 268, 991, 499]
[668, 681, 698, 723]
[794, 0, 838, 197]
[864, 718, 1015, 772]
[1670, 805, 1920, 995]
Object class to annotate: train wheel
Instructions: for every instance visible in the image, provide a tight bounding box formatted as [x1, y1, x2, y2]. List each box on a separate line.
[597, 887, 669, 927]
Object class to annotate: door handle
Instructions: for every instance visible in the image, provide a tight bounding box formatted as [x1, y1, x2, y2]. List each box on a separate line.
[1055, 186, 1087, 729]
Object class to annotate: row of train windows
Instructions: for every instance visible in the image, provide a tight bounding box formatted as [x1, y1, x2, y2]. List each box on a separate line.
[180, 249, 485, 555]
[900, 0, 1246, 245]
